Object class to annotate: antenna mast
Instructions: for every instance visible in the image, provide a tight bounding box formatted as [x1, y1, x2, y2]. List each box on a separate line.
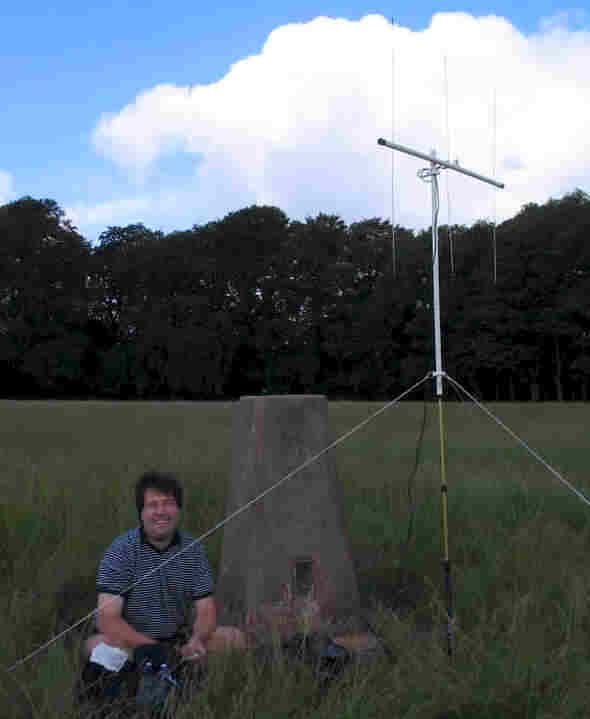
[377, 136, 504, 656]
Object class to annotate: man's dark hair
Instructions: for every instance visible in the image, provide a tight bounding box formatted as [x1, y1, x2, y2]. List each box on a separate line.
[135, 471, 183, 516]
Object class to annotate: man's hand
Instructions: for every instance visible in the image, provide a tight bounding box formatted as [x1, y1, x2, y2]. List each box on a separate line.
[178, 636, 207, 661]
[180, 596, 216, 661]
[96, 593, 157, 651]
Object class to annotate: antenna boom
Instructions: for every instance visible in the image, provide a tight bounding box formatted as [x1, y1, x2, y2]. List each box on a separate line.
[377, 138, 504, 189]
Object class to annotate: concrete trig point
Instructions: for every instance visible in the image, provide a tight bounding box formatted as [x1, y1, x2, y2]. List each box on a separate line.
[217, 395, 362, 643]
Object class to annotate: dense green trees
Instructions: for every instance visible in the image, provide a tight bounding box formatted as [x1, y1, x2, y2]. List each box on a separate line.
[1, 191, 589, 400]
[0, 197, 91, 395]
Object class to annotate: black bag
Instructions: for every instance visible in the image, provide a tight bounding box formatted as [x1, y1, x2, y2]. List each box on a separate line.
[78, 658, 135, 702]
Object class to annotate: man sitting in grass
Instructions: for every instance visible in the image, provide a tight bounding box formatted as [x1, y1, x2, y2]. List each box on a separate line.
[81, 471, 244, 701]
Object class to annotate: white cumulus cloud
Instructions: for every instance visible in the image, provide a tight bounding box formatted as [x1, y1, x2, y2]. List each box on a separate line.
[67, 195, 154, 229]
[0, 170, 15, 205]
[92, 13, 590, 230]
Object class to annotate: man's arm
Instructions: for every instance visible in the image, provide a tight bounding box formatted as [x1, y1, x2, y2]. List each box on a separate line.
[96, 593, 157, 650]
[179, 596, 217, 659]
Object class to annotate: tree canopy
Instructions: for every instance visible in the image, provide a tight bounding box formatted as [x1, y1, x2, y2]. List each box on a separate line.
[1, 191, 589, 400]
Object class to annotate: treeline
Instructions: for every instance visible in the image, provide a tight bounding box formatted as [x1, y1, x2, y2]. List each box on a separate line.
[1, 191, 589, 401]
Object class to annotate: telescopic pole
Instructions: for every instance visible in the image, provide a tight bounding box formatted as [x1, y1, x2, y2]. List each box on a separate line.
[377, 138, 504, 658]
[426, 153, 454, 657]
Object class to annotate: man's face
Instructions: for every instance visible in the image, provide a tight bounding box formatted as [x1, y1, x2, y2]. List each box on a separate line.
[141, 488, 181, 546]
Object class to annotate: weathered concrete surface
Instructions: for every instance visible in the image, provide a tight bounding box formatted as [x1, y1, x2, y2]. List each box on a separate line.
[216, 395, 361, 639]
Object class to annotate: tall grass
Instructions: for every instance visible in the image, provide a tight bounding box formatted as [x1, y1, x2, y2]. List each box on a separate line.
[2, 400, 590, 717]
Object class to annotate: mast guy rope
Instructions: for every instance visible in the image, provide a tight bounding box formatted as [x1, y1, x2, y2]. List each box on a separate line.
[5, 374, 431, 674]
[444, 373, 590, 509]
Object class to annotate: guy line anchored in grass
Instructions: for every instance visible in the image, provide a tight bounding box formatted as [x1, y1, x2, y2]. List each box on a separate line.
[5, 374, 432, 675]
[445, 374, 590, 510]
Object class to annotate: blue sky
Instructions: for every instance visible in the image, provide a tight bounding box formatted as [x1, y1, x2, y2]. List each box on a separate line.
[3, 2, 589, 243]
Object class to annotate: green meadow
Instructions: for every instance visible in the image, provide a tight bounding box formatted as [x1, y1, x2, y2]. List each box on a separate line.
[2, 400, 590, 718]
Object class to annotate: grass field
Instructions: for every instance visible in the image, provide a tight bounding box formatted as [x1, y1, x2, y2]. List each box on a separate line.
[2, 399, 590, 718]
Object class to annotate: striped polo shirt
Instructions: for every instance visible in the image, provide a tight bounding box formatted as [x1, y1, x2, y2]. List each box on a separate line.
[97, 527, 214, 640]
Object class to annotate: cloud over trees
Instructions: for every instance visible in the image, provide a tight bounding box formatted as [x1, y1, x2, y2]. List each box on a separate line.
[0, 171, 14, 204]
[85, 12, 590, 232]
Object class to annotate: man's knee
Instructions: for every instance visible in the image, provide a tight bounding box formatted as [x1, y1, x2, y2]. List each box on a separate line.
[206, 626, 250, 653]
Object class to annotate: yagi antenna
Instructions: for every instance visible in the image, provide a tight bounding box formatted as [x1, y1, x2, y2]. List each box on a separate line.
[377, 136, 505, 658]
[377, 137, 503, 398]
